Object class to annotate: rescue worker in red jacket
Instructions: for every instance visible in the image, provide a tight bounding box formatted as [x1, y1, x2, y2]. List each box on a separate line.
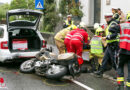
[70, 22, 88, 65]
[111, 11, 130, 90]
[64, 28, 80, 52]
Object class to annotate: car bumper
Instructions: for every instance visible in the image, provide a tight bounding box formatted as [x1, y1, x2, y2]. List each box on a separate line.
[0, 50, 39, 62]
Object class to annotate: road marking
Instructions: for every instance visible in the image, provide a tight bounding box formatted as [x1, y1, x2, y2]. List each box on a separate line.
[70, 79, 94, 90]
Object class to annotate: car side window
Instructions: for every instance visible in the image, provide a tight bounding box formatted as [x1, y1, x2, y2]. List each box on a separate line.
[0, 27, 4, 38]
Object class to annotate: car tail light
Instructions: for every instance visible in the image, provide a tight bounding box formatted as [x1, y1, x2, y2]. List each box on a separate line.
[1, 41, 8, 49]
[42, 40, 46, 48]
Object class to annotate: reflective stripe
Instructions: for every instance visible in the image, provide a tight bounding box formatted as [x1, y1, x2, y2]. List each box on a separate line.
[65, 37, 71, 39]
[71, 38, 80, 40]
[120, 23, 130, 35]
[120, 34, 130, 37]
[117, 77, 124, 81]
[73, 33, 83, 39]
[66, 34, 72, 37]
[91, 47, 102, 49]
[120, 39, 130, 43]
[126, 82, 130, 87]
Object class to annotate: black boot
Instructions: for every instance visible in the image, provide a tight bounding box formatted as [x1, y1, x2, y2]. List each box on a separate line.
[116, 82, 124, 90]
[94, 69, 103, 78]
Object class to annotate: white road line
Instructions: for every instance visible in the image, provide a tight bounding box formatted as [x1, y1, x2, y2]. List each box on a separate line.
[70, 79, 94, 90]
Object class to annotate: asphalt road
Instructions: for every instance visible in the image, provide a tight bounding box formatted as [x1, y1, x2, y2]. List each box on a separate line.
[0, 45, 117, 90]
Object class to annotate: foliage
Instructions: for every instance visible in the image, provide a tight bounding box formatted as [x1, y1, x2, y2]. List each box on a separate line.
[10, 0, 35, 9]
[10, 0, 27, 9]
[43, 0, 59, 32]
[0, 3, 9, 21]
[59, 0, 83, 17]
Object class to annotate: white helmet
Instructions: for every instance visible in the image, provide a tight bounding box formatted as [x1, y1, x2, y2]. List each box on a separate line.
[67, 14, 72, 18]
[79, 22, 86, 28]
[112, 7, 118, 10]
[94, 23, 99, 29]
[104, 13, 113, 18]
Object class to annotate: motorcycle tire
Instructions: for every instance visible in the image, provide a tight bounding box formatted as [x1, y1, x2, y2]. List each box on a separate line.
[20, 58, 36, 73]
[45, 65, 67, 79]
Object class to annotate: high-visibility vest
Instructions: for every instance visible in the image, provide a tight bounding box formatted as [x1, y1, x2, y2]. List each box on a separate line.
[106, 21, 119, 43]
[120, 22, 130, 51]
[90, 36, 103, 54]
[113, 13, 120, 21]
[65, 20, 74, 27]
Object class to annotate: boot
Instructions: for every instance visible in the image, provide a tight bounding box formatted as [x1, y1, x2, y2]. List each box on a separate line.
[116, 81, 124, 90]
[94, 69, 103, 78]
[126, 86, 130, 90]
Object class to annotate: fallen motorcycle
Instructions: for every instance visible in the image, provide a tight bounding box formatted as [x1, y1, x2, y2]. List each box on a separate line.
[20, 48, 80, 79]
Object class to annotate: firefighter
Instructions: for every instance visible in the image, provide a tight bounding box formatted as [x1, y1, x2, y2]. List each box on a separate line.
[112, 11, 130, 90]
[70, 22, 88, 65]
[112, 7, 120, 23]
[63, 15, 74, 28]
[94, 13, 119, 77]
[90, 23, 107, 71]
[54, 25, 77, 54]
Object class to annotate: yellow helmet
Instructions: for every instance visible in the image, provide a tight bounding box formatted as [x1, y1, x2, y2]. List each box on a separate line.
[69, 25, 77, 30]
[95, 28, 104, 36]
[127, 11, 130, 21]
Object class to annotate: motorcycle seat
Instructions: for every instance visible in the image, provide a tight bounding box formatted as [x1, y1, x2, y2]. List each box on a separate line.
[57, 53, 75, 60]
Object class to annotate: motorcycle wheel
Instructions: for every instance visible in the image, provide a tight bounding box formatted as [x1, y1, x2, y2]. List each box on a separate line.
[20, 58, 36, 73]
[45, 65, 67, 79]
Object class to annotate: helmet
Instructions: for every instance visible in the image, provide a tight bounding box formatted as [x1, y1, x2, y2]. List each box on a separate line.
[79, 22, 86, 28]
[67, 14, 72, 18]
[95, 28, 104, 36]
[104, 13, 113, 18]
[69, 25, 77, 30]
[112, 7, 118, 10]
[94, 23, 99, 29]
[127, 11, 130, 21]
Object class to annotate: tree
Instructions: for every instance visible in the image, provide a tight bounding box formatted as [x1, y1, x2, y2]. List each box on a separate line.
[59, 0, 83, 17]
[10, 0, 35, 10]
[10, 0, 27, 9]
[43, 0, 59, 32]
[0, 3, 10, 21]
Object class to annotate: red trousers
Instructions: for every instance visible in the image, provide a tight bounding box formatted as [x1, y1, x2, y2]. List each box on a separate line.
[64, 39, 71, 52]
[70, 40, 83, 65]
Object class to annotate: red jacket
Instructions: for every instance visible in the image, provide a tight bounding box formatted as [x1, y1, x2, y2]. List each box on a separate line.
[120, 22, 130, 51]
[65, 28, 80, 41]
[71, 29, 88, 43]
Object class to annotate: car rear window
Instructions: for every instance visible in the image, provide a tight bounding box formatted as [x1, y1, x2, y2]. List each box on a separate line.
[0, 27, 4, 38]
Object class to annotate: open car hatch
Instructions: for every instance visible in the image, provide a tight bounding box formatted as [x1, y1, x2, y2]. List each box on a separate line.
[6, 9, 43, 30]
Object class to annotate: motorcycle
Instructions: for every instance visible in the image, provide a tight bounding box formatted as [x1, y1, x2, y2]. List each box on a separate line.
[20, 48, 80, 79]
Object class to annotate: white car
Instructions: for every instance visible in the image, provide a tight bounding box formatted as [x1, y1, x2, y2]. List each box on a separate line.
[0, 9, 46, 62]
